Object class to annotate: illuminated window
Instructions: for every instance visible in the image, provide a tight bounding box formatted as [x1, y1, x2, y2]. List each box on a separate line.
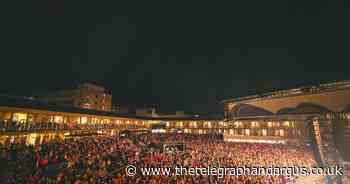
[274, 122, 280, 127]
[346, 113, 350, 120]
[207, 121, 212, 128]
[283, 121, 290, 127]
[12, 113, 27, 123]
[219, 121, 224, 127]
[234, 121, 243, 128]
[203, 121, 207, 127]
[81, 117, 88, 124]
[190, 121, 197, 128]
[251, 121, 255, 127]
[27, 114, 35, 123]
[26, 133, 37, 146]
[245, 129, 250, 136]
[91, 117, 99, 124]
[262, 129, 267, 136]
[229, 129, 234, 135]
[54, 116, 63, 123]
[176, 121, 183, 127]
[290, 121, 295, 128]
[251, 121, 259, 128]
[70, 117, 79, 124]
[198, 129, 203, 134]
[228, 103, 234, 109]
[267, 122, 273, 127]
[279, 129, 285, 137]
[274, 129, 284, 136]
[49, 116, 54, 122]
[166, 121, 170, 127]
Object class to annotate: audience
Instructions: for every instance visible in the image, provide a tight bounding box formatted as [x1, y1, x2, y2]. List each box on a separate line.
[0, 133, 323, 184]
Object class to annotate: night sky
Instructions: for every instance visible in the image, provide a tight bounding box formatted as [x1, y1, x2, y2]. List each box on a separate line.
[1, 1, 350, 115]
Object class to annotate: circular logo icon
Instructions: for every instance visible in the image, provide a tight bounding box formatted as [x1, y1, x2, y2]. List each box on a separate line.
[126, 164, 137, 176]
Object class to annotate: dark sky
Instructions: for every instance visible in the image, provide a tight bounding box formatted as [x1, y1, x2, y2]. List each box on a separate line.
[1, 1, 350, 115]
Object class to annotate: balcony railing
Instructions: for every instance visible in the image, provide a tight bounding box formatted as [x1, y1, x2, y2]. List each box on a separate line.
[0, 121, 146, 133]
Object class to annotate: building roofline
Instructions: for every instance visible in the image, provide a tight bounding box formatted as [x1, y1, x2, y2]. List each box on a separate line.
[221, 80, 350, 104]
[226, 113, 324, 121]
[0, 96, 220, 121]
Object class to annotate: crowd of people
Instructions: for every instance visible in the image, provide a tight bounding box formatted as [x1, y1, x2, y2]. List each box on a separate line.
[0, 120, 141, 132]
[125, 134, 318, 184]
[0, 133, 325, 184]
[0, 135, 142, 183]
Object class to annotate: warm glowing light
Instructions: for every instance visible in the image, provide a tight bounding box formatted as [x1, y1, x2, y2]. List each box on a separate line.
[279, 129, 285, 137]
[81, 117, 88, 124]
[234, 121, 243, 128]
[245, 129, 250, 136]
[207, 121, 211, 128]
[283, 121, 290, 127]
[267, 122, 273, 127]
[54, 116, 63, 123]
[190, 121, 197, 128]
[274, 122, 280, 127]
[225, 138, 285, 144]
[228, 103, 234, 109]
[103, 119, 109, 124]
[229, 129, 234, 135]
[12, 113, 27, 122]
[274, 129, 284, 136]
[346, 113, 350, 120]
[26, 133, 37, 146]
[251, 121, 259, 128]
[152, 129, 166, 133]
[176, 121, 183, 127]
